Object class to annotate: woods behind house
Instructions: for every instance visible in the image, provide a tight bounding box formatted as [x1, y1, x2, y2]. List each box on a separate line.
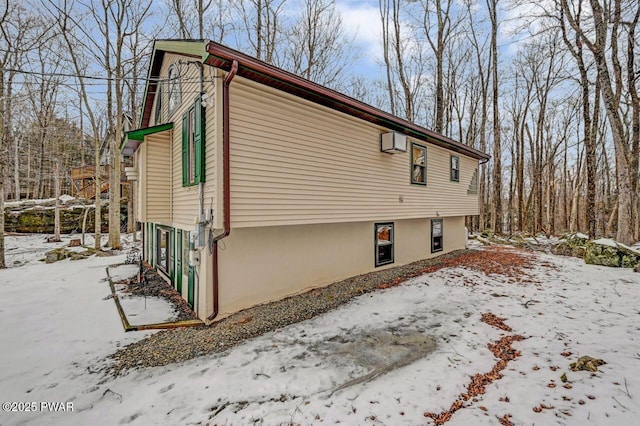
[0, 0, 639, 268]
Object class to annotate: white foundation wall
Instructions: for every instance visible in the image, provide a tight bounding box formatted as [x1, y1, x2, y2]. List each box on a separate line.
[203, 216, 466, 321]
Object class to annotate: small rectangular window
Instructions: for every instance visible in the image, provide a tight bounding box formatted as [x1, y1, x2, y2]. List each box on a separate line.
[411, 143, 427, 185]
[431, 219, 443, 253]
[154, 84, 163, 124]
[468, 168, 478, 194]
[451, 155, 460, 182]
[375, 222, 394, 266]
[167, 64, 181, 116]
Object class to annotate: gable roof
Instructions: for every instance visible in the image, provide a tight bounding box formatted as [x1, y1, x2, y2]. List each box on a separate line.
[139, 40, 490, 161]
[139, 40, 208, 131]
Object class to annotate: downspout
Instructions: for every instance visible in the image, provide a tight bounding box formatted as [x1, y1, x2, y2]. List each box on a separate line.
[207, 59, 238, 322]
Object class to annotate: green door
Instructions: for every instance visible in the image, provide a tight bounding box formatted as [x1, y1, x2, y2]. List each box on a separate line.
[176, 230, 183, 294]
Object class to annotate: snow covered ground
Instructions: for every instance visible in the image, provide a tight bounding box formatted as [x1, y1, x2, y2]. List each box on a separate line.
[108, 264, 179, 325]
[1, 234, 640, 425]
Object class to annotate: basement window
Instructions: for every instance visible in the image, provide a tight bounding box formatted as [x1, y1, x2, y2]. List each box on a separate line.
[431, 219, 443, 253]
[411, 143, 427, 185]
[451, 155, 460, 182]
[375, 222, 394, 267]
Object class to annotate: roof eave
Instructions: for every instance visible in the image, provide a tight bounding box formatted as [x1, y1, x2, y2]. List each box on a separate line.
[139, 40, 209, 129]
[121, 122, 174, 157]
[204, 42, 490, 161]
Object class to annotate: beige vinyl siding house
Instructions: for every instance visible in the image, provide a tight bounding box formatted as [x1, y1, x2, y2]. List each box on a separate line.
[122, 40, 489, 324]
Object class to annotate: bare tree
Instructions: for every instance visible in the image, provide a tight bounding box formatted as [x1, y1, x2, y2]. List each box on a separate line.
[283, 0, 357, 89]
[421, 0, 466, 134]
[557, 1, 600, 238]
[559, 0, 639, 244]
[487, 0, 502, 233]
[236, 0, 287, 64]
[167, 0, 235, 40]
[379, 0, 426, 121]
[47, 0, 105, 249]
[0, 3, 44, 266]
[0, 1, 10, 268]
[464, 0, 491, 230]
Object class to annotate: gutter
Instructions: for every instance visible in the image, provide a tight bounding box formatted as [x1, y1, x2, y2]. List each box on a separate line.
[206, 59, 238, 323]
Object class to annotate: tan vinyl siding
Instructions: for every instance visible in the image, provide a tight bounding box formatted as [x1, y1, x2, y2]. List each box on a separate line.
[145, 134, 171, 223]
[151, 53, 217, 229]
[228, 76, 480, 228]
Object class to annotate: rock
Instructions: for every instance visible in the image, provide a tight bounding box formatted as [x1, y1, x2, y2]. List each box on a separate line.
[552, 233, 587, 259]
[3, 203, 126, 234]
[70, 252, 90, 261]
[481, 229, 493, 238]
[551, 242, 573, 256]
[69, 239, 81, 247]
[45, 248, 73, 264]
[45, 247, 95, 263]
[635, 265, 640, 273]
[564, 232, 589, 245]
[570, 356, 606, 372]
[584, 239, 640, 268]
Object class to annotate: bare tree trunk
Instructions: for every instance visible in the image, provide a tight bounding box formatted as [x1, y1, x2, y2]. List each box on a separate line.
[0, 183, 4, 269]
[487, 0, 502, 233]
[560, 0, 636, 244]
[95, 148, 101, 249]
[13, 132, 20, 201]
[53, 162, 61, 242]
[380, 0, 397, 116]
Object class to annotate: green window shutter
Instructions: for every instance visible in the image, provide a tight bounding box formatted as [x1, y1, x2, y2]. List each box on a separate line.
[194, 95, 206, 183]
[181, 111, 188, 186]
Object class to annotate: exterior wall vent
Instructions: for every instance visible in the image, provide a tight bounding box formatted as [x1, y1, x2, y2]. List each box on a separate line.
[380, 132, 407, 154]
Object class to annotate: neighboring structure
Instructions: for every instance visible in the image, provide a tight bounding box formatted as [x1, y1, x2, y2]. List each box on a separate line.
[70, 165, 110, 199]
[122, 40, 490, 324]
[71, 113, 133, 200]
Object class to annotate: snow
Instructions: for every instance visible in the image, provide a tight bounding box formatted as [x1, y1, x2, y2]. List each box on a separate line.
[4, 195, 77, 208]
[3, 233, 138, 268]
[618, 242, 640, 256]
[1, 236, 640, 425]
[574, 232, 589, 240]
[108, 264, 179, 325]
[593, 238, 618, 248]
[591, 238, 640, 255]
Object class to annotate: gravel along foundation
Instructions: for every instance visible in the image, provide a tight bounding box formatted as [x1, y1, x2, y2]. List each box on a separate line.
[105, 246, 535, 376]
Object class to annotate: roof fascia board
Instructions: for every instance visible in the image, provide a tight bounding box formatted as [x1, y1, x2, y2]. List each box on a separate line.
[121, 122, 174, 155]
[139, 40, 209, 128]
[126, 122, 174, 142]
